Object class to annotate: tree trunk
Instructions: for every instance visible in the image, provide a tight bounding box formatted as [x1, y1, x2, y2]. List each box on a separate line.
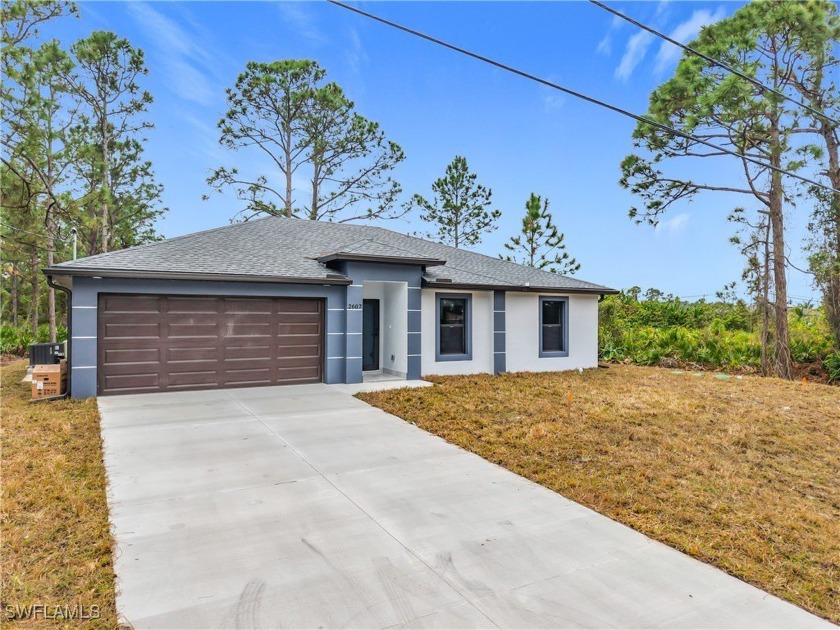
[11, 265, 19, 327]
[761, 219, 771, 376]
[284, 123, 293, 218]
[100, 102, 110, 253]
[768, 126, 793, 379]
[819, 119, 840, 348]
[310, 160, 320, 221]
[46, 229, 56, 342]
[29, 248, 39, 337]
[45, 99, 57, 343]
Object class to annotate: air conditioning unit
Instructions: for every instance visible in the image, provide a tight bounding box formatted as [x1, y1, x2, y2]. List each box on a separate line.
[29, 342, 65, 366]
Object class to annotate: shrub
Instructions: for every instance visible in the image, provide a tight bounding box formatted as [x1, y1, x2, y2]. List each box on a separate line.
[599, 293, 834, 372]
[824, 353, 840, 383]
[0, 324, 67, 356]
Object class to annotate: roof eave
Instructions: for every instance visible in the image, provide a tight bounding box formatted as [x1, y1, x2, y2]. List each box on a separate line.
[423, 280, 619, 295]
[41, 267, 352, 285]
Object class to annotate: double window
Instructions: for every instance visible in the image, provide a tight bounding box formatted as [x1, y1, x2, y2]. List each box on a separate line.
[436, 294, 471, 361]
[540, 296, 569, 357]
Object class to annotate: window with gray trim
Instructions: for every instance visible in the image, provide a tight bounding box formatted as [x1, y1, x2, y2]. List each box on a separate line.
[436, 293, 471, 361]
[540, 296, 569, 357]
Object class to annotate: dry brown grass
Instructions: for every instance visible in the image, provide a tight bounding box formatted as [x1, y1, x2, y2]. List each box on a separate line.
[358, 365, 840, 623]
[1, 360, 117, 628]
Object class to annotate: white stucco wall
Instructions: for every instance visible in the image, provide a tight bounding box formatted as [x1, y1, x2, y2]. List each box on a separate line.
[383, 282, 407, 376]
[505, 292, 599, 373]
[421, 289, 495, 376]
[363, 281, 407, 376]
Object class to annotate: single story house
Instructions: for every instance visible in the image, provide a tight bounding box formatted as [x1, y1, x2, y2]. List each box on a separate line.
[44, 216, 617, 398]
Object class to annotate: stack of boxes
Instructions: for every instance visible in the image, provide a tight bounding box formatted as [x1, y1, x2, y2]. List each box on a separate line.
[31, 360, 68, 399]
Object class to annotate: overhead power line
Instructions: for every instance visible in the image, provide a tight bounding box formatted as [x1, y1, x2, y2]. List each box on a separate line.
[588, 0, 840, 127]
[327, 0, 840, 196]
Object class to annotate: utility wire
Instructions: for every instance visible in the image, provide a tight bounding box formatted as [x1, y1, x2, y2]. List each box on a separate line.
[588, 0, 840, 128]
[327, 0, 840, 196]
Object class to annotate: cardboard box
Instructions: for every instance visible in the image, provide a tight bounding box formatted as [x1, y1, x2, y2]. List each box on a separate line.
[32, 360, 67, 383]
[31, 360, 68, 398]
[32, 378, 67, 399]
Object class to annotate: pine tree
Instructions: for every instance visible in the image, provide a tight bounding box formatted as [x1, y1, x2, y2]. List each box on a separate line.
[413, 156, 500, 248]
[502, 193, 579, 275]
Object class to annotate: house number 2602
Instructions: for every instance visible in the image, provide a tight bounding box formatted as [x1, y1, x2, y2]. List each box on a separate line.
[347, 303, 362, 310]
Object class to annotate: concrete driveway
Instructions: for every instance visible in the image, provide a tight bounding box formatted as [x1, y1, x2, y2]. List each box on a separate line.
[99, 383, 830, 629]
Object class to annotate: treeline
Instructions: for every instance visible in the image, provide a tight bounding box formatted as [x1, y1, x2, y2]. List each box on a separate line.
[599, 289, 838, 382]
[1, 1, 165, 341]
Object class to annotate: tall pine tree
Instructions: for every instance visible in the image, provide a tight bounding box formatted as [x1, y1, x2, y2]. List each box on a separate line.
[413, 155, 500, 248]
[502, 193, 579, 275]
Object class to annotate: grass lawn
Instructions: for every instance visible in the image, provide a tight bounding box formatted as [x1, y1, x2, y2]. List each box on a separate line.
[358, 365, 840, 623]
[1, 360, 117, 628]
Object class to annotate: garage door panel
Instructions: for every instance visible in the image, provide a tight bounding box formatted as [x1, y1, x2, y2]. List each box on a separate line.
[275, 344, 321, 359]
[269, 312, 322, 325]
[98, 294, 324, 395]
[276, 300, 322, 314]
[167, 370, 220, 388]
[102, 373, 160, 393]
[100, 294, 161, 313]
[275, 355, 323, 368]
[166, 297, 220, 314]
[167, 323, 220, 339]
[225, 346, 271, 361]
[277, 322, 321, 335]
[223, 367, 273, 384]
[223, 298, 274, 314]
[222, 322, 273, 338]
[104, 348, 160, 364]
[102, 322, 161, 339]
[272, 335, 322, 347]
[276, 366, 321, 381]
[167, 346, 219, 362]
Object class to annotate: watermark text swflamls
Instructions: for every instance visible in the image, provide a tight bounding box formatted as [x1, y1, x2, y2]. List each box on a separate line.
[3, 603, 101, 620]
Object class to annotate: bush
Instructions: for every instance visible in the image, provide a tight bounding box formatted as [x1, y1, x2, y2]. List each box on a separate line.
[0, 324, 67, 355]
[824, 353, 840, 383]
[599, 292, 835, 372]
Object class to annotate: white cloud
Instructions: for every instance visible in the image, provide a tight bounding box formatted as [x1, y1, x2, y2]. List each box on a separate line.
[277, 2, 325, 45]
[596, 34, 612, 56]
[127, 2, 219, 106]
[656, 213, 690, 235]
[615, 31, 654, 81]
[654, 7, 727, 74]
[655, 0, 671, 20]
[345, 27, 368, 74]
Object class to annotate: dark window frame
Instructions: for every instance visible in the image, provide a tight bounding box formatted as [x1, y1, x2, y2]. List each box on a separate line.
[539, 296, 569, 358]
[435, 293, 472, 361]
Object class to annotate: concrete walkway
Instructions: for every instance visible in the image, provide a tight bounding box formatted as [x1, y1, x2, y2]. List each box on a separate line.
[99, 384, 830, 629]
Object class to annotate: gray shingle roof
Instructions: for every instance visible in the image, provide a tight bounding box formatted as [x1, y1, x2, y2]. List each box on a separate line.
[47, 216, 616, 293]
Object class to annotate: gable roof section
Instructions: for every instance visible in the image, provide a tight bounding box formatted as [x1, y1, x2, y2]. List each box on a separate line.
[46, 216, 617, 294]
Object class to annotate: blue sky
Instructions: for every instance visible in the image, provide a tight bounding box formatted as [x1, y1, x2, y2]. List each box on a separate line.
[42, 1, 821, 302]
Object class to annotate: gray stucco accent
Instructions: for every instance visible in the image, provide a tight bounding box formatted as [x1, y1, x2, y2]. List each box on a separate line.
[493, 290, 506, 375]
[335, 261, 424, 381]
[69, 276, 346, 398]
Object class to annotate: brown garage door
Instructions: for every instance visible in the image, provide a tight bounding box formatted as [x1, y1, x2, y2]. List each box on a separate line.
[97, 294, 324, 395]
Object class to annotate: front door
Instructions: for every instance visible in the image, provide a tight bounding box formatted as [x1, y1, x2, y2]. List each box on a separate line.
[362, 299, 380, 371]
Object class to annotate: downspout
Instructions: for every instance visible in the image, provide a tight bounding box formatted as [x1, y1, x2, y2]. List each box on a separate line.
[45, 275, 72, 398]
